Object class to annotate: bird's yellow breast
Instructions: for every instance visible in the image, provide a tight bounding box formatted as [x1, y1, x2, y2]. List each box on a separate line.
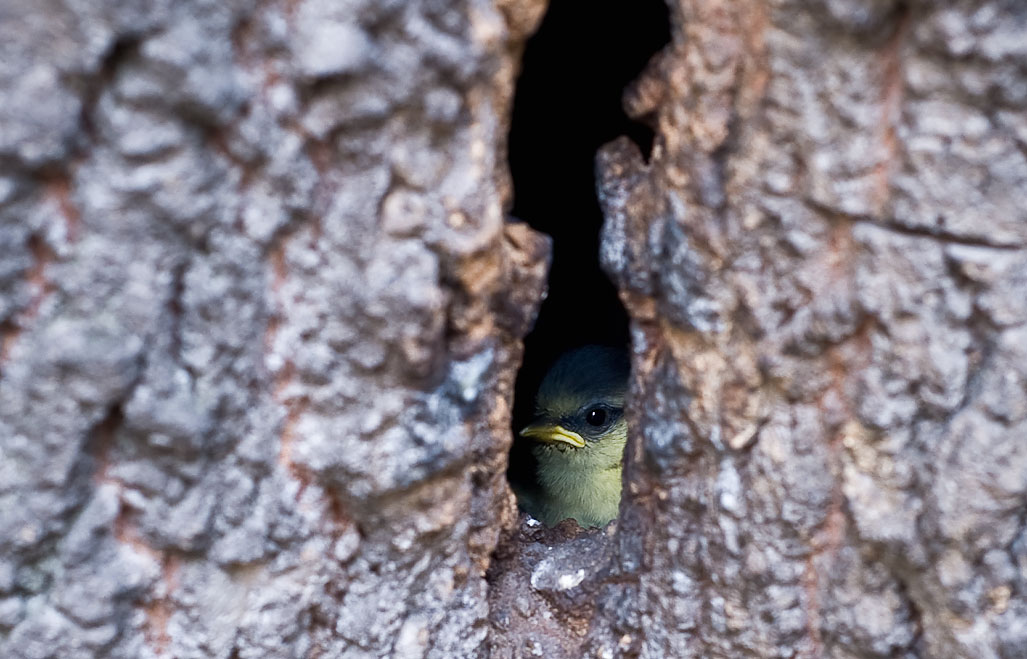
[532, 429, 625, 527]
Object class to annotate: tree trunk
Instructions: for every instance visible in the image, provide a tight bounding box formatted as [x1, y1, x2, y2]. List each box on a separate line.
[2, 1, 1025, 658]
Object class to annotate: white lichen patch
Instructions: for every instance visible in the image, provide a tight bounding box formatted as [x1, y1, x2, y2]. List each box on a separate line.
[556, 569, 585, 590]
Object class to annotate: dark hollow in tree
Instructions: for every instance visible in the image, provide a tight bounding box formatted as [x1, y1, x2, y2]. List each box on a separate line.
[507, 0, 670, 504]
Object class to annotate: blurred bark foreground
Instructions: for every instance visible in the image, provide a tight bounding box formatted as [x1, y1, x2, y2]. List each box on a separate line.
[1, 1, 1025, 658]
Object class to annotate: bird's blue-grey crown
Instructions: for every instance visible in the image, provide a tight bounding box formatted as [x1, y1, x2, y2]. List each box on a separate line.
[535, 345, 629, 417]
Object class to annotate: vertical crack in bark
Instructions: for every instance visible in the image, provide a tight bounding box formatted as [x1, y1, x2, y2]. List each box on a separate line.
[110, 491, 182, 655]
[76, 36, 143, 145]
[140, 550, 181, 656]
[267, 240, 313, 494]
[1, 172, 82, 367]
[872, 3, 913, 216]
[86, 404, 125, 487]
[166, 260, 189, 373]
[46, 174, 83, 243]
[801, 218, 872, 655]
[265, 226, 353, 592]
[0, 234, 56, 367]
[90, 402, 184, 657]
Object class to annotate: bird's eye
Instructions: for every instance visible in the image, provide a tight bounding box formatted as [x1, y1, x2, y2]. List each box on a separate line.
[585, 407, 608, 426]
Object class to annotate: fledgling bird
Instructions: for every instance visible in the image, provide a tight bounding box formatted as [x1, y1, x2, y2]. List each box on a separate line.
[519, 346, 629, 528]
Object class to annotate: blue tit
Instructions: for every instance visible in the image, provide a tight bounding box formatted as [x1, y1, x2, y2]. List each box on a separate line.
[519, 345, 629, 527]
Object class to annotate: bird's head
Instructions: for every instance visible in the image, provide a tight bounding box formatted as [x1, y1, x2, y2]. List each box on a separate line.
[519, 346, 630, 455]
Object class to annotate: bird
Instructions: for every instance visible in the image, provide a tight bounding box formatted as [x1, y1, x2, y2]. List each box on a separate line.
[518, 345, 629, 528]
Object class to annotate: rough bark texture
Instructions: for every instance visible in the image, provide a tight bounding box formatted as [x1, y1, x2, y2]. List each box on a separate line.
[0, 0, 548, 656]
[1, 1, 1025, 659]
[492, 1, 1027, 658]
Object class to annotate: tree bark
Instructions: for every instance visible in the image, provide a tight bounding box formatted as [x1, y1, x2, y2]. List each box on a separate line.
[1, 0, 548, 656]
[1, 1, 1025, 658]
[495, 1, 1027, 657]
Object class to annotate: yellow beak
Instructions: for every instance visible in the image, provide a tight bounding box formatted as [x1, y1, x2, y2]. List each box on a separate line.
[519, 422, 586, 448]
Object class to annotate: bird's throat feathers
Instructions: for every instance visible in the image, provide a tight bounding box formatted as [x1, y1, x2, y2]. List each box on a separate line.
[531, 423, 626, 527]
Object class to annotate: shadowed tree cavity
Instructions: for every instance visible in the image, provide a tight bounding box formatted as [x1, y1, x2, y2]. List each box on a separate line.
[507, 0, 671, 504]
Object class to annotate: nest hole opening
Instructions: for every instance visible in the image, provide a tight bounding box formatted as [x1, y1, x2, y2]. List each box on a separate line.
[506, 0, 671, 525]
